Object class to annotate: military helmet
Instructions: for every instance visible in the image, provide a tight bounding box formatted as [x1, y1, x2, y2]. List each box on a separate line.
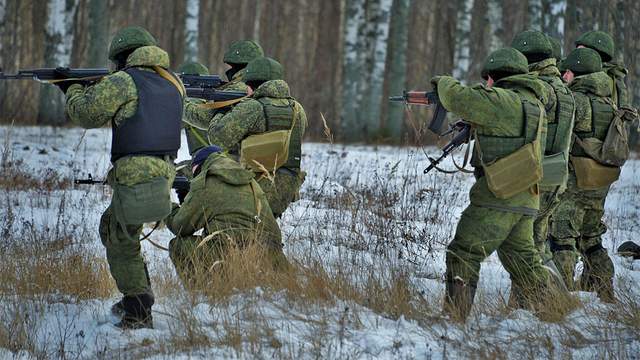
[178, 61, 209, 75]
[108, 26, 157, 61]
[243, 57, 284, 82]
[223, 40, 264, 65]
[481, 48, 529, 80]
[575, 30, 614, 62]
[547, 36, 563, 62]
[563, 48, 602, 75]
[511, 30, 553, 61]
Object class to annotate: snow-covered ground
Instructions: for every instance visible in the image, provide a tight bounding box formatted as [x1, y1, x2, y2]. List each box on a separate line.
[0, 126, 639, 359]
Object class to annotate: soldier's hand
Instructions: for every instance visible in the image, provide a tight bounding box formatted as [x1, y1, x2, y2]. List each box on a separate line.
[430, 76, 445, 89]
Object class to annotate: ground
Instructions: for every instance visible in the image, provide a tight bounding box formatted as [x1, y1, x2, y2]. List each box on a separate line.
[0, 126, 638, 359]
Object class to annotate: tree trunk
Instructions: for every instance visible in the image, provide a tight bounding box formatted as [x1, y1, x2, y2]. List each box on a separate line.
[87, 0, 108, 67]
[340, 0, 366, 141]
[184, 0, 199, 63]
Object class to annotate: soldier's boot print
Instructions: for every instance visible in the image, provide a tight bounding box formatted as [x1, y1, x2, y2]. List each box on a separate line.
[444, 278, 477, 322]
[580, 244, 615, 303]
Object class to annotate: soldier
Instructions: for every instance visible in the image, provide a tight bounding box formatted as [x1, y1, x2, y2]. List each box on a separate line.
[59, 26, 184, 329]
[165, 146, 287, 287]
[207, 57, 307, 218]
[432, 48, 551, 321]
[511, 30, 576, 273]
[182, 40, 263, 139]
[178, 61, 211, 156]
[575, 30, 630, 109]
[550, 48, 622, 302]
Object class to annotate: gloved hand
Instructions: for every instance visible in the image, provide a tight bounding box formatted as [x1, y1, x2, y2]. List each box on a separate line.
[430, 75, 445, 89]
[53, 67, 89, 93]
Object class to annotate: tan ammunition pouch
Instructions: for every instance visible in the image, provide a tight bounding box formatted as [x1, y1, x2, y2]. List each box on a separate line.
[570, 156, 620, 190]
[240, 105, 299, 173]
[476, 103, 544, 199]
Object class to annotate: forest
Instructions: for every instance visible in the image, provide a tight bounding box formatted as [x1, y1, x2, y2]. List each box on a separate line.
[0, 0, 638, 143]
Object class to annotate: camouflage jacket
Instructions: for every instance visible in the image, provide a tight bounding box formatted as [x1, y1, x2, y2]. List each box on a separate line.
[208, 80, 307, 157]
[603, 62, 630, 108]
[436, 74, 549, 213]
[65, 45, 177, 184]
[569, 71, 613, 134]
[529, 58, 560, 116]
[165, 153, 282, 249]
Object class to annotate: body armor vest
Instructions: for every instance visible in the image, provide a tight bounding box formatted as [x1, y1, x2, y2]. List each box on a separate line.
[471, 93, 546, 169]
[606, 68, 630, 108]
[572, 94, 616, 157]
[257, 97, 302, 169]
[540, 76, 575, 155]
[111, 67, 182, 162]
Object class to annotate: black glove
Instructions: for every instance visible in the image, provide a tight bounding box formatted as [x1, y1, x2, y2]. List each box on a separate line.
[53, 67, 88, 93]
[176, 188, 189, 205]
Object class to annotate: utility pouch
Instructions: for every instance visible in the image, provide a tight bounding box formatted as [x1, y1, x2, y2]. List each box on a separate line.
[240, 102, 299, 173]
[540, 152, 568, 188]
[570, 156, 620, 190]
[112, 176, 172, 224]
[476, 103, 544, 199]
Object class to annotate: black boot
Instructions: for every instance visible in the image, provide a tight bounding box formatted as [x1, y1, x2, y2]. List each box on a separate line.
[111, 298, 125, 316]
[115, 294, 154, 329]
[444, 279, 477, 322]
[580, 245, 615, 303]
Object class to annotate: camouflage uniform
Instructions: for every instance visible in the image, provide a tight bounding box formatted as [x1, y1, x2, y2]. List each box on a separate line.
[512, 31, 576, 265]
[550, 48, 616, 301]
[165, 153, 286, 286]
[208, 68, 307, 218]
[435, 48, 551, 320]
[182, 41, 263, 138]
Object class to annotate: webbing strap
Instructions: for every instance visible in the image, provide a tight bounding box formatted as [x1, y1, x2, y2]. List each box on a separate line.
[249, 181, 263, 224]
[198, 97, 248, 109]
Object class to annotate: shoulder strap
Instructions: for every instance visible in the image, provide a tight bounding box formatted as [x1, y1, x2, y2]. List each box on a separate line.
[249, 181, 263, 224]
[151, 66, 186, 98]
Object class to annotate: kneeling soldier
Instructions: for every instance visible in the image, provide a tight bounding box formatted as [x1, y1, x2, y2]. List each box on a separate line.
[165, 146, 287, 287]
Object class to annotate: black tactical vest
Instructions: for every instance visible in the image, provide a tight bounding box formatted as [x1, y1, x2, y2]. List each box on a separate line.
[111, 67, 182, 162]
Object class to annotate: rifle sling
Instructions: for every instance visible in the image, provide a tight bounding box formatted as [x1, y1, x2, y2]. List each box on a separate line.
[198, 97, 248, 110]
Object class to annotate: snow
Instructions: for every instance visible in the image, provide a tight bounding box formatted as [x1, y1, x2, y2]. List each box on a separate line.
[0, 126, 639, 359]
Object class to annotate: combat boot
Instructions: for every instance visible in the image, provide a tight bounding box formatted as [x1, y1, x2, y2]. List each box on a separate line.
[115, 294, 154, 329]
[443, 279, 476, 322]
[111, 298, 125, 316]
[550, 242, 578, 290]
[580, 244, 615, 303]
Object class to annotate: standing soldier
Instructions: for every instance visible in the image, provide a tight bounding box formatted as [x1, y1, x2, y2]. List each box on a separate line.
[550, 48, 634, 302]
[511, 30, 576, 273]
[165, 146, 287, 288]
[178, 61, 211, 156]
[60, 26, 184, 329]
[432, 48, 551, 321]
[183, 40, 263, 138]
[575, 31, 630, 109]
[208, 57, 307, 218]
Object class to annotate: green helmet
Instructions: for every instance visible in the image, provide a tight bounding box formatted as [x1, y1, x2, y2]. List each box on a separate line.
[575, 30, 614, 63]
[481, 48, 529, 80]
[243, 57, 284, 83]
[547, 36, 563, 62]
[223, 40, 264, 65]
[108, 26, 157, 61]
[563, 48, 602, 75]
[510, 30, 553, 62]
[178, 61, 209, 75]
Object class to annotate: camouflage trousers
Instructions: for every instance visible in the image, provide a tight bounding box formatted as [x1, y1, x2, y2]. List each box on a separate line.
[549, 173, 613, 292]
[533, 189, 562, 263]
[99, 205, 151, 297]
[446, 204, 548, 293]
[257, 169, 305, 218]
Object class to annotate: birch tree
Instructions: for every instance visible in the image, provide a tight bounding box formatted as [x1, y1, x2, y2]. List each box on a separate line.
[453, 0, 473, 80]
[184, 0, 199, 62]
[341, 0, 366, 141]
[38, 0, 79, 124]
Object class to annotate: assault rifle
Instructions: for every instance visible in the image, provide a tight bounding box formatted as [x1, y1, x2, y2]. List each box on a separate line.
[185, 88, 247, 102]
[74, 174, 190, 192]
[423, 122, 471, 174]
[1, 67, 226, 88]
[389, 90, 448, 135]
[390, 90, 472, 174]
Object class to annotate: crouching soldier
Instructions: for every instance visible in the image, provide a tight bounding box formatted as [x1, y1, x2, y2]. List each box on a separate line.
[432, 48, 553, 321]
[207, 57, 307, 218]
[164, 146, 288, 287]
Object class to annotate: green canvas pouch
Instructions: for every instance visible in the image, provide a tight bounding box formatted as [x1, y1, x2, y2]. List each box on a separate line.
[540, 152, 568, 189]
[112, 176, 172, 224]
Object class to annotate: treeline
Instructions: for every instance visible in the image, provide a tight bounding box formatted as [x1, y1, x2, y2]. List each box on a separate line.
[0, 0, 638, 144]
